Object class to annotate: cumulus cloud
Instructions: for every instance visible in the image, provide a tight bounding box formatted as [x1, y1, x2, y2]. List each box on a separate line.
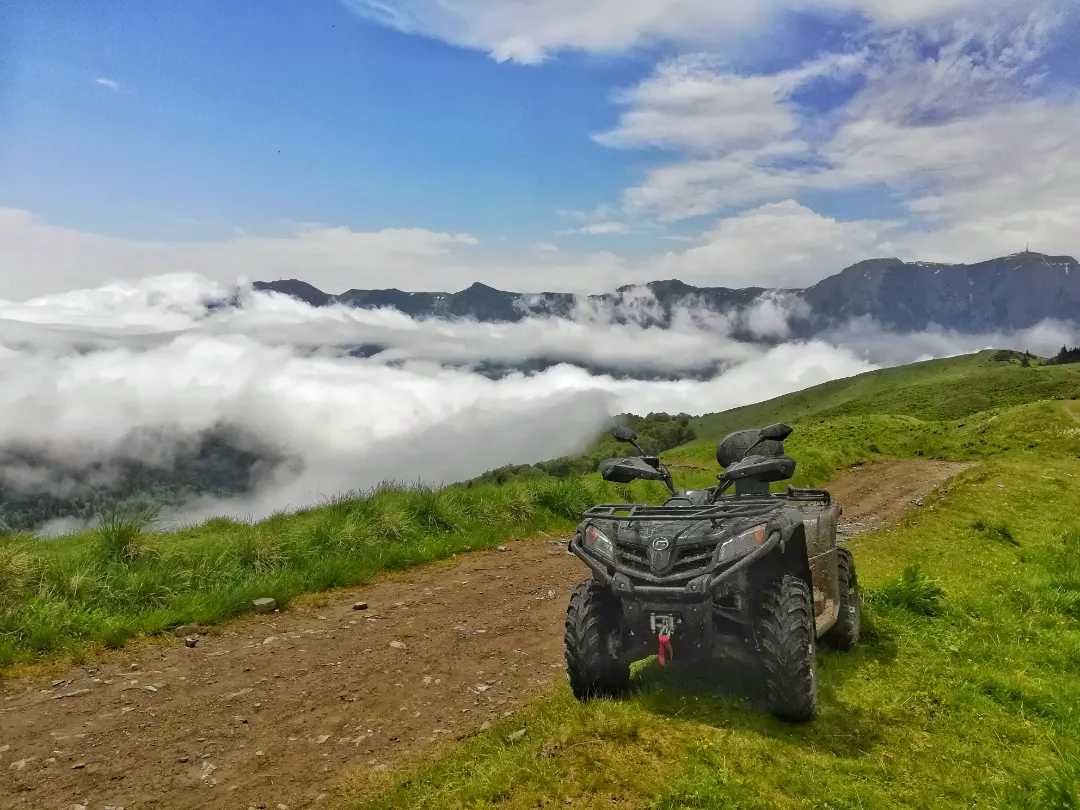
[654, 200, 895, 288]
[593, 5, 1079, 264]
[595, 51, 866, 155]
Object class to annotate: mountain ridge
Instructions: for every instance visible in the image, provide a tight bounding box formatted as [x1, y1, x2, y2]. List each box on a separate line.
[254, 250, 1080, 333]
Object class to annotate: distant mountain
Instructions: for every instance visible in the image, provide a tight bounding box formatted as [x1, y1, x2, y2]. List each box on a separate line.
[803, 253, 1080, 331]
[255, 251, 1080, 333]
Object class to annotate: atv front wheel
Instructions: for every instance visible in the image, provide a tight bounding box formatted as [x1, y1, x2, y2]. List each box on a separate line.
[565, 579, 629, 700]
[755, 574, 818, 721]
[823, 547, 861, 650]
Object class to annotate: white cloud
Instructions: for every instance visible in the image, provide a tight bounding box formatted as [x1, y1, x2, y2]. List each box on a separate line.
[620, 149, 806, 222]
[94, 77, 120, 92]
[573, 221, 630, 236]
[655, 200, 894, 288]
[0, 209, 479, 298]
[0, 209, 647, 297]
[595, 51, 865, 155]
[341, 0, 776, 64]
[586, 4, 1079, 268]
[341, 0, 1051, 64]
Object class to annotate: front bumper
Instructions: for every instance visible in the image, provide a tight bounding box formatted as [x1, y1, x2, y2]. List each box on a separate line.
[568, 530, 780, 603]
[569, 532, 780, 661]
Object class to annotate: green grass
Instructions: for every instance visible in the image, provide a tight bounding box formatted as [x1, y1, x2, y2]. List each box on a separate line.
[347, 455, 1080, 809]
[665, 397, 1080, 493]
[0, 477, 670, 669]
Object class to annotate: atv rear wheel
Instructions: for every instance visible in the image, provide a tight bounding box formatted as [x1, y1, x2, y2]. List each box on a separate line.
[823, 547, 860, 650]
[565, 579, 629, 700]
[755, 574, 818, 721]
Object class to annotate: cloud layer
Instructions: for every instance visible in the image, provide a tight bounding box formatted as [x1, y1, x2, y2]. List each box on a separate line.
[3, 274, 1076, 529]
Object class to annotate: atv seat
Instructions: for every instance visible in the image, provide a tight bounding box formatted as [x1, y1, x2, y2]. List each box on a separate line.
[718, 426, 797, 495]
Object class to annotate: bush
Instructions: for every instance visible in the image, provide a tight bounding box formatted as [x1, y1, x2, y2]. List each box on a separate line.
[871, 565, 945, 616]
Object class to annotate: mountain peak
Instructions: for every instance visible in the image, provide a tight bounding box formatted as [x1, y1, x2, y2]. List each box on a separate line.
[460, 281, 503, 294]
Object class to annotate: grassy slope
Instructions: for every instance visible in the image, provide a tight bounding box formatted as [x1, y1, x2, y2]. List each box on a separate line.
[345, 353, 1080, 808]
[691, 350, 1080, 441]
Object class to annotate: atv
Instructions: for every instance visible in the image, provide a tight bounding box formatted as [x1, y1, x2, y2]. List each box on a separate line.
[564, 423, 860, 720]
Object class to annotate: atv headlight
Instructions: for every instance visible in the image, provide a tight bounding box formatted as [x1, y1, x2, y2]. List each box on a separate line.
[582, 524, 615, 562]
[716, 523, 768, 563]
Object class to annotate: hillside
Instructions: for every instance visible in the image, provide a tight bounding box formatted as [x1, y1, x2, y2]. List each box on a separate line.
[256, 250, 1080, 332]
[3, 349, 1079, 807]
[690, 349, 1080, 441]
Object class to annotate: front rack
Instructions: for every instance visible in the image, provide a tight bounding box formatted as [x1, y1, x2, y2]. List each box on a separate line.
[582, 487, 829, 522]
[582, 497, 779, 522]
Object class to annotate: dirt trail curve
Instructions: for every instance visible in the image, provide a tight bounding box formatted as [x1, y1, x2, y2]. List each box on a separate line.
[0, 460, 969, 810]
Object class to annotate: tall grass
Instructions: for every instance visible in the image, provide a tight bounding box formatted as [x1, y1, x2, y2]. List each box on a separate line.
[869, 564, 945, 615]
[95, 504, 159, 562]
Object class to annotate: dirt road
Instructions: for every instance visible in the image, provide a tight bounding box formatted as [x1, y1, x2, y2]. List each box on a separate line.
[0, 460, 969, 810]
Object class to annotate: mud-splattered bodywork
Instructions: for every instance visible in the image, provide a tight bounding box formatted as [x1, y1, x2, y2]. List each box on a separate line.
[568, 488, 843, 661]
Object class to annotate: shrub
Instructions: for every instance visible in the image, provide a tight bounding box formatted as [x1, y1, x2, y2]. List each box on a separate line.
[871, 564, 945, 616]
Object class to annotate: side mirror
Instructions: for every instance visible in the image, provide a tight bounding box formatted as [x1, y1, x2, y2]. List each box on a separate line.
[598, 457, 666, 484]
[759, 423, 793, 441]
[612, 425, 638, 443]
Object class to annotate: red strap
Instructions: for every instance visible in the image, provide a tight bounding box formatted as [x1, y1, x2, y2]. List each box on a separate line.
[657, 633, 672, 667]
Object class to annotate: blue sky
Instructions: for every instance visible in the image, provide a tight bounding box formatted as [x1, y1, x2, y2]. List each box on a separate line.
[1, 1, 1079, 297]
[2, 2, 656, 242]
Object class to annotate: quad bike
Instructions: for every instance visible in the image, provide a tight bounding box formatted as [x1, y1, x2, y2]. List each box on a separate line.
[564, 423, 861, 721]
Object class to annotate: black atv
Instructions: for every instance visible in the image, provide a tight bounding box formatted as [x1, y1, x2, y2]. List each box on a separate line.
[564, 423, 860, 721]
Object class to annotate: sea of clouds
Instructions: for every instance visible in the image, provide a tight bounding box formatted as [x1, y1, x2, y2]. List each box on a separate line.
[1, 273, 1076, 529]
